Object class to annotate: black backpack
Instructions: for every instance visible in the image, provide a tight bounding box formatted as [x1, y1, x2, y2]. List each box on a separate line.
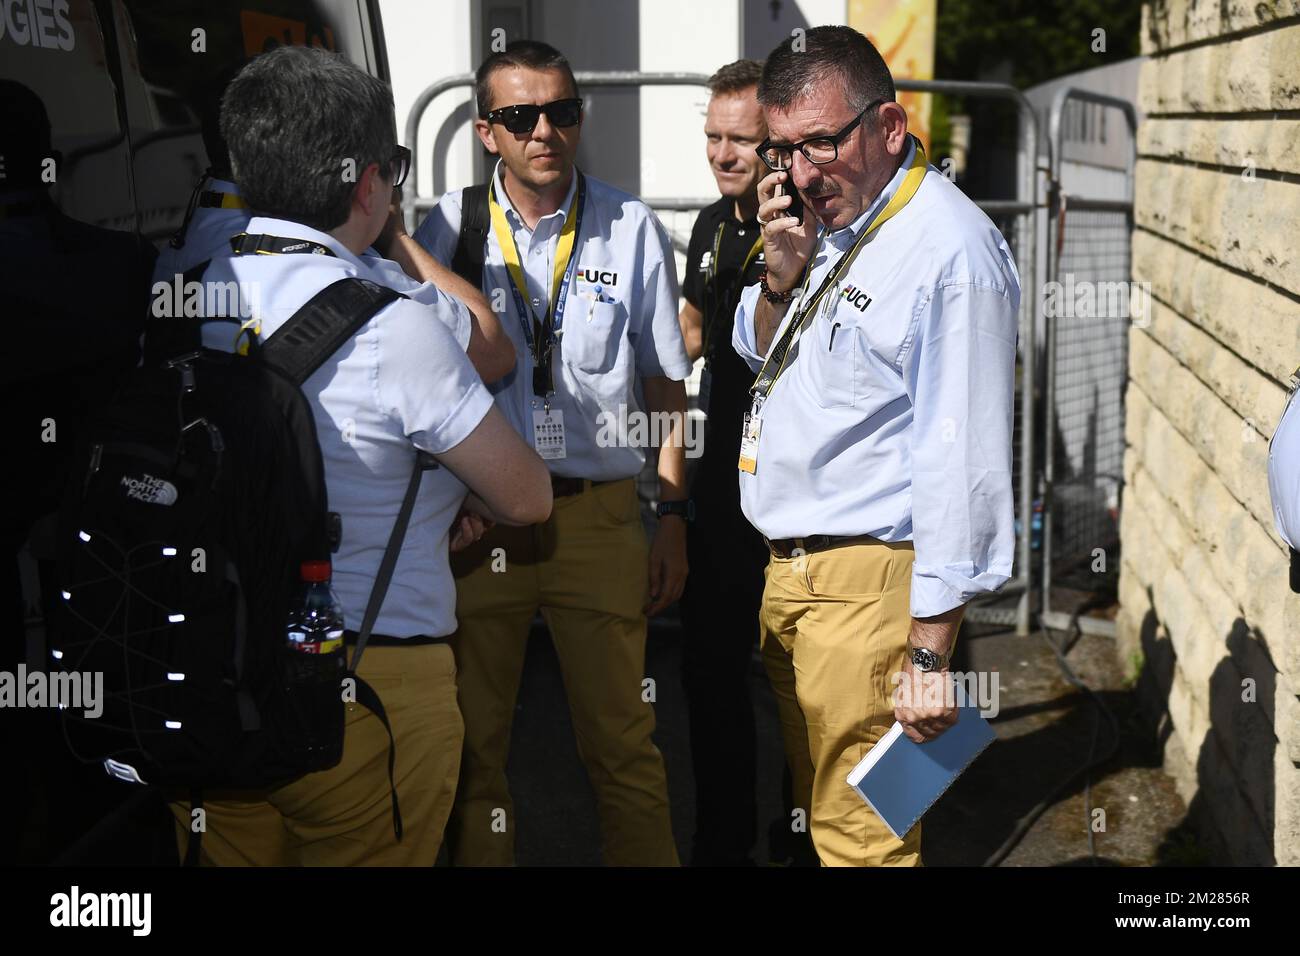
[51, 269, 430, 860]
[450, 183, 490, 289]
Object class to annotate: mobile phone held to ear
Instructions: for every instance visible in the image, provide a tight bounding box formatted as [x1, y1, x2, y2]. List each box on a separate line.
[776, 179, 804, 223]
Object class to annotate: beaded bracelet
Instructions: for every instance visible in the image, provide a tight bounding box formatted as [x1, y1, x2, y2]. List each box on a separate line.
[760, 269, 796, 304]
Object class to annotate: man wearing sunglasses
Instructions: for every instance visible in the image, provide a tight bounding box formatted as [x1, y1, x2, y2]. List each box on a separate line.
[414, 40, 691, 867]
[729, 26, 1021, 866]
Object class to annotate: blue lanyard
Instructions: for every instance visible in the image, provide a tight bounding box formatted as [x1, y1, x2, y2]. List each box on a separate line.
[489, 172, 587, 397]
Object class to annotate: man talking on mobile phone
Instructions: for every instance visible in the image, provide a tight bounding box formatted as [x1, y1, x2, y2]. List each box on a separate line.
[732, 26, 1021, 866]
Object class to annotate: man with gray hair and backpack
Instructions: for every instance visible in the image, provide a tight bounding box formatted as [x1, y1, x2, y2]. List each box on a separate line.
[115, 44, 553, 866]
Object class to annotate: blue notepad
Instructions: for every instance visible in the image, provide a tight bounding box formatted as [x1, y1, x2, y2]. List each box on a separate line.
[846, 691, 996, 839]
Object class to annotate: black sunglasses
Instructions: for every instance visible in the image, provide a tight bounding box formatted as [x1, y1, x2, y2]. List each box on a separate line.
[485, 97, 583, 134]
[756, 99, 885, 170]
[386, 145, 411, 187]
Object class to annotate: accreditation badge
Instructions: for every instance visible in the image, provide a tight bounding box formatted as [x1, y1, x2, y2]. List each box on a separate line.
[533, 407, 567, 460]
[737, 399, 762, 475]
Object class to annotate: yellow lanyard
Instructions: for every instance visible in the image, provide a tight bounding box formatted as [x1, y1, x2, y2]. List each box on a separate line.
[488, 173, 584, 358]
[740, 234, 764, 275]
[703, 224, 764, 363]
[709, 225, 765, 282]
[751, 136, 928, 402]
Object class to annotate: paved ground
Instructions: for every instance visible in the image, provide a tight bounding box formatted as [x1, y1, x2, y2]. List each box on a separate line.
[7, 611, 1200, 867]
[507, 615, 1196, 867]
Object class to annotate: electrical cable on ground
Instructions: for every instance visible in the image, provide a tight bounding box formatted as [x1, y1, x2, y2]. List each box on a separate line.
[982, 595, 1121, 866]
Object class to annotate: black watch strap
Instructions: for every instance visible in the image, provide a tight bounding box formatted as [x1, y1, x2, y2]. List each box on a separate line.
[656, 500, 695, 521]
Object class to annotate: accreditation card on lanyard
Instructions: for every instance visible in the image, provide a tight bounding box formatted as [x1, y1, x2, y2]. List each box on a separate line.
[489, 171, 587, 460]
[738, 136, 929, 475]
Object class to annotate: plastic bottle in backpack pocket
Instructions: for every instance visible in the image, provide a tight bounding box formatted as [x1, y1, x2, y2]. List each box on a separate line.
[285, 561, 346, 681]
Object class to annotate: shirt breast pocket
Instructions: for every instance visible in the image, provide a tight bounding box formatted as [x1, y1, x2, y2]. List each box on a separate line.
[813, 312, 863, 409]
[561, 297, 623, 374]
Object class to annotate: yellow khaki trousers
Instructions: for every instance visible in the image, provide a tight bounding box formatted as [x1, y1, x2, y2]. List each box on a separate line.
[169, 643, 463, 866]
[447, 477, 677, 866]
[760, 539, 924, 867]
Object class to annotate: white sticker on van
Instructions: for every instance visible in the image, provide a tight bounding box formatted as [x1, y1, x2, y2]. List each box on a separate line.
[0, 0, 77, 52]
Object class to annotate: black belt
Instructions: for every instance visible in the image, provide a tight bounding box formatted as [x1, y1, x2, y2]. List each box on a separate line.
[551, 476, 619, 498]
[764, 534, 877, 559]
[343, 630, 449, 647]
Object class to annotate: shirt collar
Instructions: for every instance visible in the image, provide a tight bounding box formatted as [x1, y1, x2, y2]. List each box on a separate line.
[492, 159, 578, 234]
[243, 215, 365, 270]
[208, 177, 240, 196]
[827, 135, 918, 250]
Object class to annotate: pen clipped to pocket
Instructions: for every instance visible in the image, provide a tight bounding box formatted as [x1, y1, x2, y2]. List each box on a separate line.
[581, 284, 611, 322]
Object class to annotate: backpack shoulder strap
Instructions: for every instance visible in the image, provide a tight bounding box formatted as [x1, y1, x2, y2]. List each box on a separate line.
[263, 275, 427, 845]
[450, 184, 490, 290]
[142, 259, 215, 366]
[260, 277, 404, 386]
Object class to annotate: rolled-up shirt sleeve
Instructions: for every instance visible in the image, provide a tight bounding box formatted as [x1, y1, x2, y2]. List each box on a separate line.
[376, 300, 494, 455]
[731, 283, 767, 372]
[631, 212, 693, 380]
[904, 280, 1019, 617]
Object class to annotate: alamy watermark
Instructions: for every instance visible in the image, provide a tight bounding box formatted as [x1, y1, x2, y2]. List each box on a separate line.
[150, 273, 262, 320]
[0, 665, 102, 718]
[892, 668, 1001, 718]
[50, 886, 151, 936]
[1042, 272, 1151, 327]
[595, 405, 705, 459]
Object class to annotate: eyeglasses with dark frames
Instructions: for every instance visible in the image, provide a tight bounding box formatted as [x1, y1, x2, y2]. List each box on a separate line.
[484, 97, 584, 135]
[755, 99, 885, 170]
[387, 145, 411, 187]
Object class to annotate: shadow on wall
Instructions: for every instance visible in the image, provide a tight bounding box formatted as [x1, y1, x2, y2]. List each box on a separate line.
[1132, 600, 1278, 865]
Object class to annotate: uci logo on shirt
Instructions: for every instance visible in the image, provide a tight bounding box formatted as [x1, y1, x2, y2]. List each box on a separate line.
[840, 284, 872, 313]
[577, 266, 618, 287]
[0, 0, 76, 51]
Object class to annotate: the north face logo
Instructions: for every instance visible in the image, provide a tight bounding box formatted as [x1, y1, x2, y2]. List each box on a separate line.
[120, 473, 178, 506]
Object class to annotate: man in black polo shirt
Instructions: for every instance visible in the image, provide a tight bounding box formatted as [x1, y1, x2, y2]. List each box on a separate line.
[677, 59, 775, 866]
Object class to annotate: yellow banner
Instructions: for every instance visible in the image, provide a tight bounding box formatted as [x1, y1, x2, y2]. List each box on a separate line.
[848, 0, 936, 152]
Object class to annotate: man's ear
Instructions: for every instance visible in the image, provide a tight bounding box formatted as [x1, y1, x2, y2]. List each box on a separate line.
[878, 102, 909, 155]
[354, 161, 384, 218]
[474, 118, 500, 155]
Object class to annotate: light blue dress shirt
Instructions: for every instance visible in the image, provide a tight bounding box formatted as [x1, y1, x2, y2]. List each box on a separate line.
[197, 216, 493, 638]
[1269, 384, 1300, 550]
[732, 139, 1022, 617]
[413, 162, 692, 480]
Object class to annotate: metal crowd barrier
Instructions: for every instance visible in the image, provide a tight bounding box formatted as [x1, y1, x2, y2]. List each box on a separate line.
[1041, 87, 1138, 638]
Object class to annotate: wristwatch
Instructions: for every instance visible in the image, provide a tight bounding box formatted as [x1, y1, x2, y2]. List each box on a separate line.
[907, 639, 949, 672]
[656, 500, 695, 522]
